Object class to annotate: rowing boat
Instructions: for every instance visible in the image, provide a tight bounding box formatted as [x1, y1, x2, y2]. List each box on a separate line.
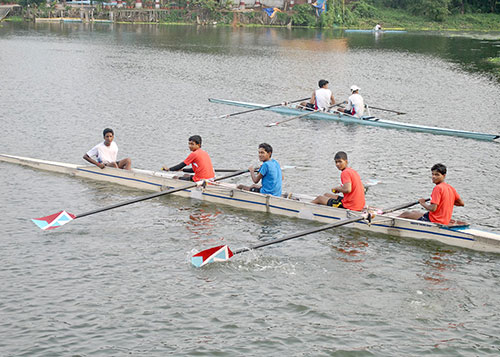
[209, 98, 500, 141]
[2, 153, 500, 254]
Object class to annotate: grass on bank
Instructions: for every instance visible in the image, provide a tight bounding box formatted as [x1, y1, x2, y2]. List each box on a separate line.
[351, 7, 500, 31]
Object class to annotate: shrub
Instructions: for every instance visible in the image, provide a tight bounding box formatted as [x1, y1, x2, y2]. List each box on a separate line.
[291, 3, 317, 26]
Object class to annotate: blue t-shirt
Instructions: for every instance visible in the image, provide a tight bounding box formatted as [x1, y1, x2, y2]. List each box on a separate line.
[259, 159, 282, 196]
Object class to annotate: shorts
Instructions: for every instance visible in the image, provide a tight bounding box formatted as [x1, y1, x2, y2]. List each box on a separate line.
[327, 196, 344, 209]
[418, 212, 430, 222]
[178, 175, 194, 182]
[343, 109, 354, 115]
[305, 103, 315, 110]
[250, 187, 261, 193]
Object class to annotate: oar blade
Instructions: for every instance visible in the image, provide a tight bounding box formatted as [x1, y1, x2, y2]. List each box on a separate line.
[31, 210, 76, 231]
[191, 245, 234, 268]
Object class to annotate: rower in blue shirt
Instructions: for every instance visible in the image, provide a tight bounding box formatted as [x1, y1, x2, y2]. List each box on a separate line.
[237, 143, 282, 197]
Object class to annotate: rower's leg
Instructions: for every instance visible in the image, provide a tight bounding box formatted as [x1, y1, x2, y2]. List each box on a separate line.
[117, 158, 132, 170]
[398, 211, 425, 220]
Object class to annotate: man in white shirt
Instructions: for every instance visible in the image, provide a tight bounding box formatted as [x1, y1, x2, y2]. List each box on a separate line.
[299, 79, 336, 111]
[374, 24, 382, 31]
[337, 85, 365, 118]
[83, 128, 132, 170]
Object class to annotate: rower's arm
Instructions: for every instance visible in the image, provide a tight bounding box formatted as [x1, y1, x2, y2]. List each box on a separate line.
[309, 91, 315, 104]
[419, 199, 437, 212]
[455, 197, 465, 207]
[333, 182, 351, 194]
[83, 154, 104, 169]
[249, 167, 262, 184]
[163, 162, 187, 172]
[330, 94, 336, 105]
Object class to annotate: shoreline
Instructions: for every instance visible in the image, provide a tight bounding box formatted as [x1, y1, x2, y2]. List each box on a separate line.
[5, 15, 500, 33]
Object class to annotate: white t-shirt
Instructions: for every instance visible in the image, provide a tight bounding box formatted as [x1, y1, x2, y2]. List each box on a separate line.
[374, 24, 381, 31]
[86, 141, 118, 164]
[315, 88, 332, 111]
[347, 93, 365, 117]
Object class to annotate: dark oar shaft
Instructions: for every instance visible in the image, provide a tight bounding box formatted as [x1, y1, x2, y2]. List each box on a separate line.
[367, 105, 406, 115]
[184, 168, 239, 173]
[233, 215, 366, 255]
[218, 97, 309, 118]
[232, 200, 429, 255]
[381, 198, 429, 214]
[76, 169, 249, 219]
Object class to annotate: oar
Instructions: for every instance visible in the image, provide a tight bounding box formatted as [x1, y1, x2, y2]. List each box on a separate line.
[265, 102, 345, 127]
[31, 169, 250, 231]
[366, 105, 406, 115]
[191, 199, 426, 267]
[215, 97, 309, 119]
[182, 165, 301, 173]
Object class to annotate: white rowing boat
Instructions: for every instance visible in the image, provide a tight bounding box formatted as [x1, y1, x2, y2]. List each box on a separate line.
[2, 153, 500, 254]
[209, 98, 500, 141]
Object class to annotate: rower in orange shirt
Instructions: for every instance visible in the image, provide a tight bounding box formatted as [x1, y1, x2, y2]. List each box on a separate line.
[399, 163, 464, 225]
[312, 151, 365, 211]
[162, 135, 215, 182]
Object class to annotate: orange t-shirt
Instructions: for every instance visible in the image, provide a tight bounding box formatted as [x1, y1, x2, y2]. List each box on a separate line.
[428, 182, 461, 225]
[340, 167, 365, 211]
[183, 148, 215, 182]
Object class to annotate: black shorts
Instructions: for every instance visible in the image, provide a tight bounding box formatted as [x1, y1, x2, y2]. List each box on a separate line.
[250, 187, 261, 193]
[343, 109, 354, 115]
[178, 175, 194, 182]
[418, 212, 430, 221]
[327, 196, 344, 208]
[305, 103, 315, 110]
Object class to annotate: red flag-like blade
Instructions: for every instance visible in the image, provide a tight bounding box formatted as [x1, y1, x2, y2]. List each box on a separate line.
[191, 245, 234, 268]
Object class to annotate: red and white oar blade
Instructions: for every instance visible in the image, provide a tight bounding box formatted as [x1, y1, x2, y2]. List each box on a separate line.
[266, 122, 279, 127]
[191, 245, 234, 268]
[31, 210, 76, 231]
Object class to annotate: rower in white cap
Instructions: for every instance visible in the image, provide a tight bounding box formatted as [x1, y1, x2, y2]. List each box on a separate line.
[337, 85, 365, 118]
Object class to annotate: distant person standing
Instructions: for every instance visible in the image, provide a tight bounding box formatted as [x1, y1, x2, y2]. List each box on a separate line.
[299, 79, 336, 111]
[373, 23, 382, 31]
[83, 128, 132, 170]
[337, 85, 365, 118]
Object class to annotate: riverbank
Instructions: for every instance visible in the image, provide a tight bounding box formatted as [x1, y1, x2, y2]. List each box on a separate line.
[3, 4, 500, 31]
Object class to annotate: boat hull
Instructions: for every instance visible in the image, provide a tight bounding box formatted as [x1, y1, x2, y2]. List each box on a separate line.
[2, 154, 500, 254]
[209, 98, 499, 141]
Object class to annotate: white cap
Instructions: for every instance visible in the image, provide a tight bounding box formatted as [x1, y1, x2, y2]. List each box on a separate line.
[350, 85, 360, 92]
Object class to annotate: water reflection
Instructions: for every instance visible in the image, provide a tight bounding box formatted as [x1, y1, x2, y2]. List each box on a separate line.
[418, 250, 456, 287]
[4, 22, 499, 79]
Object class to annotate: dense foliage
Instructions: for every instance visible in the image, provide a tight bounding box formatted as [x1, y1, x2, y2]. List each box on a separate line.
[8, 0, 500, 29]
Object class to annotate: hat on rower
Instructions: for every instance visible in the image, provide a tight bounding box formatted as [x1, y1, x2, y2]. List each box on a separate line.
[350, 85, 360, 93]
[318, 79, 329, 88]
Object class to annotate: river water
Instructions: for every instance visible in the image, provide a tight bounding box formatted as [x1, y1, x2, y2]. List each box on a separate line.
[1, 22, 500, 356]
